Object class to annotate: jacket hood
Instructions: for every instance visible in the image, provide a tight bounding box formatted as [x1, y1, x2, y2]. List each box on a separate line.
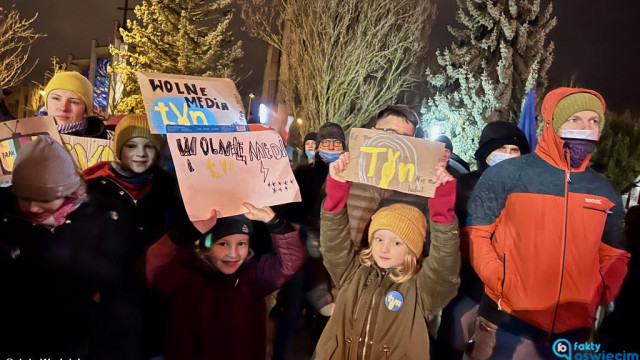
[82, 161, 112, 180]
[535, 87, 606, 171]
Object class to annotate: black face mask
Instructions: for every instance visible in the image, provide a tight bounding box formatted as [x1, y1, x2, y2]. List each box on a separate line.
[562, 138, 596, 168]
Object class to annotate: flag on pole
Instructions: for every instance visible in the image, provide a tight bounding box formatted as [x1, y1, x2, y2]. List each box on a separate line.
[519, 88, 538, 151]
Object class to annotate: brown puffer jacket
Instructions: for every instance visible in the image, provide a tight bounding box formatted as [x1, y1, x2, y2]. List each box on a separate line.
[316, 206, 460, 360]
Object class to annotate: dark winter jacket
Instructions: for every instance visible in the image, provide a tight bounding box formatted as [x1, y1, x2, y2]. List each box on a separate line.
[145, 223, 306, 360]
[464, 88, 630, 334]
[315, 206, 460, 360]
[84, 161, 187, 249]
[0, 187, 142, 359]
[82, 116, 108, 139]
[83, 161, 188, 356]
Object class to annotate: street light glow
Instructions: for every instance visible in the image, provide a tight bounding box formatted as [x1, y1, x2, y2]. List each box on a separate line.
[259, 103, 268, 124]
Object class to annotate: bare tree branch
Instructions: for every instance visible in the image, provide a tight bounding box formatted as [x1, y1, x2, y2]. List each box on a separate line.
[0, 6, 46, 88]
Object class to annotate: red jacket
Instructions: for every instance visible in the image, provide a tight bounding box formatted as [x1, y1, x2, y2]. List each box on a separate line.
[463, 88, 630, 333]
[145, 227, 305, 360]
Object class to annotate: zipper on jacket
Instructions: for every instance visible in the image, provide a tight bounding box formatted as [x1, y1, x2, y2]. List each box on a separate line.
[362, 272, 386, 359]
[498, 253, 506, 311]
[583, 206, 612, 214]
[354, 278, 371, 319]
[549, 161, 571, 340]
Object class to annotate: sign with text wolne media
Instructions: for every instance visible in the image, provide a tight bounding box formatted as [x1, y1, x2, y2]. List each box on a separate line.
[137, 71, 247, 134]
[343, 128, 444, 198]
[167, 125, 301, 220]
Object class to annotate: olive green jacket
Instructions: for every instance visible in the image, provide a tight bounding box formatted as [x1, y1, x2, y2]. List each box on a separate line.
[316, 207, 460, 360]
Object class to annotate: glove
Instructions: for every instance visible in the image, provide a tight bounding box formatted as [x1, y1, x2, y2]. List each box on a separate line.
[323, 175, 352, 212]
[428, 179, 456, 224]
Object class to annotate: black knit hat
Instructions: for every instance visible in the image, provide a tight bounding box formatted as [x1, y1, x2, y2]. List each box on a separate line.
[197, 216, 253, 249]
[316, 122, 345, 146]
[434, 135, 453, 152]
[303, 132, 317, 145]
[474, 121, 531, 166]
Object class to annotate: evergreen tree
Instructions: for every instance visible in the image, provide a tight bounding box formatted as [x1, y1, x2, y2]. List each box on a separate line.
[422, 0, 555, 164]
[110, 0, 243, 114]
[591, 110, 640, 193]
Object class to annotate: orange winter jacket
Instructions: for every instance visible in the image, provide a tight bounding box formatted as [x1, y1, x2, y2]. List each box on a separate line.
[463, 88, 630, 334]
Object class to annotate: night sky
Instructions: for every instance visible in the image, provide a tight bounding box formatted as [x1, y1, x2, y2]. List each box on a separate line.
[9, 0, 640, 115]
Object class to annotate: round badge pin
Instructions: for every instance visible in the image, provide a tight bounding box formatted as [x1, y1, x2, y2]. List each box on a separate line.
[109, 211, 119, 220]
[385, 291, 404, 311]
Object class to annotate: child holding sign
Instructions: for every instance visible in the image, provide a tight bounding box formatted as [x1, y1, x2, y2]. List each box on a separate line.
[314, 152, 460, 359]
[145, 204, 306, 360]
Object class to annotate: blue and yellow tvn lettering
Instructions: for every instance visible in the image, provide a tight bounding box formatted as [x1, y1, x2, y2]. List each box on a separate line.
[385, 291, 404, 311]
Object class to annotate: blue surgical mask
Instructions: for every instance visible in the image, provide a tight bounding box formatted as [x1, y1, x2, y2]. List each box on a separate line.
[319, 150, 342, 163]
[487, 152, 514, 166]
[305, 150, 315, 158]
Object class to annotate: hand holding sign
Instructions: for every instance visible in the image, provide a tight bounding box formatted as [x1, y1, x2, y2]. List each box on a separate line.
[329, 152, 350, 183]
[192, 210, 219, 234]
[243, 202, 276, 223]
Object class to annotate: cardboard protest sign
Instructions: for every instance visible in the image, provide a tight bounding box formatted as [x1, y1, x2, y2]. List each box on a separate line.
[137, 71, 247, 134]
[60, 134, 114, 171]
[343, 128, 444, 198]
[0, 116, 63, 186]
[166, 124, 301, 220]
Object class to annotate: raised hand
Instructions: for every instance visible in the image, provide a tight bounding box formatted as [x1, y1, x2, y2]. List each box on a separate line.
[329, 152, 350, 182]
[243, 202, 276, 223]
[192, 210, 218, 234]
[431, 163, 455, 188]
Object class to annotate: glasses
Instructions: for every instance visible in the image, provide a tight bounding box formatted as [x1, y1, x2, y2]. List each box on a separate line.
[374, 127, 399, 135]
[319, 139, 343, 147]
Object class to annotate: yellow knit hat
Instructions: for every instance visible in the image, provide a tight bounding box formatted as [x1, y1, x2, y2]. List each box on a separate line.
[368, 203, 427, 257]
[44, 71, 94, 116]
[113, 114, 165, 159]
[553, 92, 605, 133]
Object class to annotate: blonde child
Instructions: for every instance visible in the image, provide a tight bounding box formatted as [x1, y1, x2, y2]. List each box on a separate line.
[315, 152, 461, 359]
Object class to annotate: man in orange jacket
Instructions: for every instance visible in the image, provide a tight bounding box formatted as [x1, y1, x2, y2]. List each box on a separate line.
[463, 87, 630, 359]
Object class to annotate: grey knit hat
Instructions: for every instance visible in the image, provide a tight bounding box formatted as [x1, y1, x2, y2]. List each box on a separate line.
[11, 136, 82, 201]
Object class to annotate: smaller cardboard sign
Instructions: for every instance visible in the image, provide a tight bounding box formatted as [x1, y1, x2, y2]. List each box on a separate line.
[167, 125, 301, 220]
[137, 71, 247, 134]
[0, 116, 63, 185]
[60, 134, 114, 171]
[343, 128, 444, 198]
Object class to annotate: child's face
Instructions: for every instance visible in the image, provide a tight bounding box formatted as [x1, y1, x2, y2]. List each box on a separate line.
[120, 137, 158, 174]
[208, 234, 250, 274]
[370, 229, 410, 269]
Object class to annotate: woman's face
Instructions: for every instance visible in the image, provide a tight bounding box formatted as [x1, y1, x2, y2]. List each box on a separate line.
[119, 137, 158, 174]
[46, 89, 86, 125]
[370, 229, 410, 269]
[304, 140, 316, 151]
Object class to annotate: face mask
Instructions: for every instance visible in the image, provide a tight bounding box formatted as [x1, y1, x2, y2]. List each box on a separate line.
[305, 150, 315, 158]
[487, 152, 514, 166]
[562, 138, 596, 168]
[318, 150, 342, 163]
[558, 129, 600, 141]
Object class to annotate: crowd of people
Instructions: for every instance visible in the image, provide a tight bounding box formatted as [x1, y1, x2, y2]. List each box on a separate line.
[0, 71, 636, 360]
